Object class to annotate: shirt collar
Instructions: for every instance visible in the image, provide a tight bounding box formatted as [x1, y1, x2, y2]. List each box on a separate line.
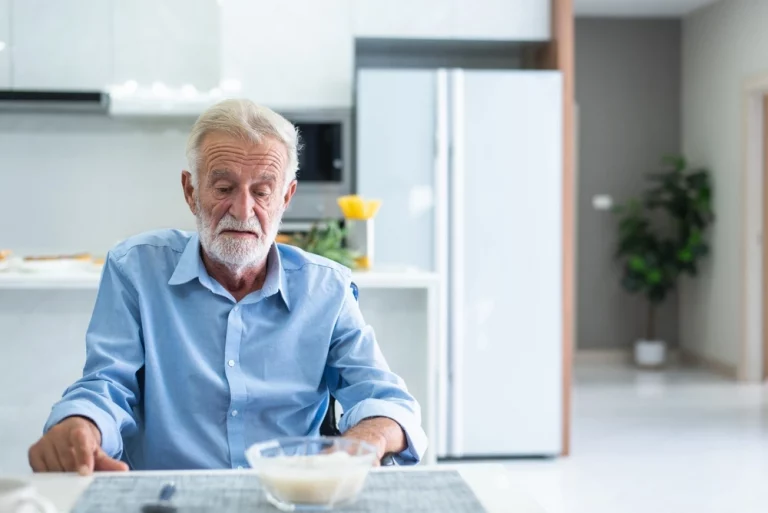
[262, 243, 291, 310]
[168, 234, 291, 310]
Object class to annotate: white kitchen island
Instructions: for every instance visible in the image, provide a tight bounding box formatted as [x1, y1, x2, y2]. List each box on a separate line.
[0, 269, 441, 472]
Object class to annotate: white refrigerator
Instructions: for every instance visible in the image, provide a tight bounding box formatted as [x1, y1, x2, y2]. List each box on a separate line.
[357, 69, 564, 458]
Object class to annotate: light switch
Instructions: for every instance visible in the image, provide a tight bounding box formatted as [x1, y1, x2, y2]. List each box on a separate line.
[592, 194, 613, 211]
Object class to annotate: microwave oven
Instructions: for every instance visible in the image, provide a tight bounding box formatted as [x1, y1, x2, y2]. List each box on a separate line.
[281, 110, 353, 221]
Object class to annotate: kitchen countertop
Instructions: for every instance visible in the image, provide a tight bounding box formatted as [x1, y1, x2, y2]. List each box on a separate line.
[0, 269, 441, 290]
[16, 465, 545, 513]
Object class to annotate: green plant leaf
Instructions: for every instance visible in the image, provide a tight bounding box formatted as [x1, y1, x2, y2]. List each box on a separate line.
[646, 269, 662, 284]
[629, 255, 646, 271]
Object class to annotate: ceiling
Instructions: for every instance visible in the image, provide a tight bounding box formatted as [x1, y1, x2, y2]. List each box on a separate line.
[575, 0, 722, 17]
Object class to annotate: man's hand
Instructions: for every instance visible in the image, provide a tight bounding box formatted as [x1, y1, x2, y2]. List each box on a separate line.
[342, 417, 407, 465]
[28, 416, 128, 475]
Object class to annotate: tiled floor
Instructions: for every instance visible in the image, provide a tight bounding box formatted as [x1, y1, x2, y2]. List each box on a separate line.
[504, 360, 768, 513]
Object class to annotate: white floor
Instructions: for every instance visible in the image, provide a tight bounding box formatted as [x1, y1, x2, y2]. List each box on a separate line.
[504, 361, 768, 513]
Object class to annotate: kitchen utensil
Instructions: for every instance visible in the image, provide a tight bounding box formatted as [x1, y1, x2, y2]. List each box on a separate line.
[140, 483, 176, 513]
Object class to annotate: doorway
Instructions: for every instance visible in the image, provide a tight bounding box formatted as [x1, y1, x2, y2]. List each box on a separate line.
[742, 76, 768, 382]
[763, 96, 768, 381]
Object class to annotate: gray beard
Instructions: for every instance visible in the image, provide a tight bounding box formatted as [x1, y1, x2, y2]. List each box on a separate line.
[195, 198, 283, 274]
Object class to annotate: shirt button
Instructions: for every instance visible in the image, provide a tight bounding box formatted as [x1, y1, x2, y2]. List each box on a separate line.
[228, 360, 235, 367]
[233, 305, 240, 312]
[231, 410, 239, 417]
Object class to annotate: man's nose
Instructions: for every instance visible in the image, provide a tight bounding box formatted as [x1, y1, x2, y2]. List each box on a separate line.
[229, 188, 256, 222]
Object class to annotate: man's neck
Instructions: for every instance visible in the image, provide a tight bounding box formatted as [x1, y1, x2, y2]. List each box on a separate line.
[201, 250, 269, 302]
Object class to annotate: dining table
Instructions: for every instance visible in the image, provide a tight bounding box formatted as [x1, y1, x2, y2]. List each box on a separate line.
[13, 464, 546, 513]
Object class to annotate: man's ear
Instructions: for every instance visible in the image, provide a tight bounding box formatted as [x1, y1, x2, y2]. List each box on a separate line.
[182, 171, 197, 214]
[283, 180, 298, 210]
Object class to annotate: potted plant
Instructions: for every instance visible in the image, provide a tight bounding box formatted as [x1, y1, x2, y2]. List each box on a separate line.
[614, 156, 714, 367]
[289, 219, 360, 269]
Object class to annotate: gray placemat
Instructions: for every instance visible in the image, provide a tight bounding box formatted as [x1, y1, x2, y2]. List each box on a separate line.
[71, 471, 486, 513]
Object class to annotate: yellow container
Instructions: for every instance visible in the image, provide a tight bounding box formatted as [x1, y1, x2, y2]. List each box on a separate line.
[337, 195, 381, 270]
[337, 195, 382, 221]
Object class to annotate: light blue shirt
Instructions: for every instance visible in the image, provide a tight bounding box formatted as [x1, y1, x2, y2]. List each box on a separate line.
[44, 229, 426, 469]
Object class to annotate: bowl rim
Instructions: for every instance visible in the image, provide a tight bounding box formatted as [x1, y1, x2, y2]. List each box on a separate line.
[245, 436, 379, 466]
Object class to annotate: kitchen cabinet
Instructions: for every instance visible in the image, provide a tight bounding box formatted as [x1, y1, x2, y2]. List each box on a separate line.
[113, 0, 219, 91]
[0, 0, 9, 88]
[354, 0, 550, 41]
[221, 0, 354, 110]
[455, 0, 551, 40]
[11, 0, 113, 90]
[353, 0, 456, 39]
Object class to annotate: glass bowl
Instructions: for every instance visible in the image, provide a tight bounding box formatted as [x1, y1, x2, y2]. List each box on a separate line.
[245, 437, 378, 511]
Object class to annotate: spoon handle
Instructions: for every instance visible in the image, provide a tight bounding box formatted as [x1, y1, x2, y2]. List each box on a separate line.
[159, 483, 176, 502]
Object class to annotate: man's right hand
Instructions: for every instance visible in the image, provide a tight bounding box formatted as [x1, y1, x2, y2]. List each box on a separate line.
[28, 416, 128, 475]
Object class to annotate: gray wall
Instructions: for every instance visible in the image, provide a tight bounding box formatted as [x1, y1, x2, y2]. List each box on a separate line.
[576, 18, 681, 349]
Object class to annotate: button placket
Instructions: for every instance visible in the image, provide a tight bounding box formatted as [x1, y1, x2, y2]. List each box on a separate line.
[224, 303, 248, 468]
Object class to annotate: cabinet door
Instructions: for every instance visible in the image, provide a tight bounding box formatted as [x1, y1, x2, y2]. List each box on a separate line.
[221, 0, 353, 110]
[455, 0, 551, 40]
[356, 69, 439, 272]
[114, 0, 219, 91]
[0, 0, 9, 88]
[11, 0, 112, 90]
[353, 0, 456, 39]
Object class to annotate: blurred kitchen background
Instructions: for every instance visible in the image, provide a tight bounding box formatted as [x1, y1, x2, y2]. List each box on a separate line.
[0, 1, 766, 512]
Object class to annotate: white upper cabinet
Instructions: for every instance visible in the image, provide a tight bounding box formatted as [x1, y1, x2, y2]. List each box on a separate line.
[114, 0, 220, 92]
[11, 0, 113, 90]
[455, 0, 551, 40]
[353, 0, 456, 39]
[221, 0, 354, 110]
[354, 0, 551, 41]
[0, 0, 10, 88]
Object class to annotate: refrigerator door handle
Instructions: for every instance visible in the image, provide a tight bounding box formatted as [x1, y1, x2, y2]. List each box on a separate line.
[449, 68, 466, 457]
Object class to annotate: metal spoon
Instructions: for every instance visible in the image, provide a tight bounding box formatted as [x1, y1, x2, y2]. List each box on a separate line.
[141, 483, 177, 513]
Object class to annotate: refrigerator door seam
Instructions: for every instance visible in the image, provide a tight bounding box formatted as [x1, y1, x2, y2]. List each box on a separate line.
[449, 68, 466, 457]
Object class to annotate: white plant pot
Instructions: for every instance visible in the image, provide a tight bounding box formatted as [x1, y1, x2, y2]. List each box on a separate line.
[634, 339, 667, 367]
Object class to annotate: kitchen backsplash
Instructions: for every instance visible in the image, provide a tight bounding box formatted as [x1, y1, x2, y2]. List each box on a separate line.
[0, 113, 196, 255]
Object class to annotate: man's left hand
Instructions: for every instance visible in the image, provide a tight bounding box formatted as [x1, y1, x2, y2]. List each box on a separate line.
[342, 417, 406, 464]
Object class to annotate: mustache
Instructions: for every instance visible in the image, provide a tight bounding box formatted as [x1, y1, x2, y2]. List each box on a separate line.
[215, 215, 263, 236]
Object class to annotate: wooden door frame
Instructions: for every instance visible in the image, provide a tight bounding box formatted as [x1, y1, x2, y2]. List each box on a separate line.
[740, 73, 768, 382]
[541, 0, 575, 454]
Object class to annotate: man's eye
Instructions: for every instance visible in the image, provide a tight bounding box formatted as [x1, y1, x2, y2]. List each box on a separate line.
[255, 191, 271, 198]
[216, 187, 232, 194]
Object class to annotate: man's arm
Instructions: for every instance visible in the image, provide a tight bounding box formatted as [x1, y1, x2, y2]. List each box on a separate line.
[326, 283, 428, 464]
[30, 252, 144, 472]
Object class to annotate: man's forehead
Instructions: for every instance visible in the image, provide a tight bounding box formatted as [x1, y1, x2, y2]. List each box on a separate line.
[201, 132, 285, 159]
[200, 132, 287, 174]
[208, 168, 279, 182]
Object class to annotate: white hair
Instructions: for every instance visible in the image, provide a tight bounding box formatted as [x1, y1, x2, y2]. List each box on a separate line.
[186, 98, 300, 187]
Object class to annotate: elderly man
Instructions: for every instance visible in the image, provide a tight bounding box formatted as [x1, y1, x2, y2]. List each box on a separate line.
[28, 99, 426, 474]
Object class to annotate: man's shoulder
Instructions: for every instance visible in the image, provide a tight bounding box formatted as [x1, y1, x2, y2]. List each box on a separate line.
[277, 244, 352, 283]
[110, 229, 192, 262]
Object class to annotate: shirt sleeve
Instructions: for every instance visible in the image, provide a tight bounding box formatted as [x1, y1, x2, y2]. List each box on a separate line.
[327, 283, 428, 464]
[43, 252, 144, 460]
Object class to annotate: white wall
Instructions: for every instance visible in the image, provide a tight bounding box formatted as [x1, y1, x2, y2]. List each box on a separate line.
[681, 0, 768, 371]
[0, 114, 196, 255]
